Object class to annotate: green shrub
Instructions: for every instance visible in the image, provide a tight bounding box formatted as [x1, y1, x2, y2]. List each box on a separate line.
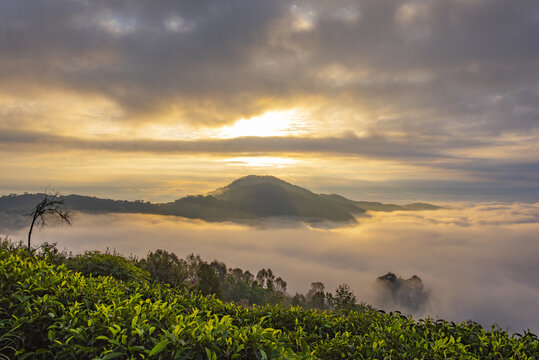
[1, 249, 537, 359]
[66, 251, 150, 283]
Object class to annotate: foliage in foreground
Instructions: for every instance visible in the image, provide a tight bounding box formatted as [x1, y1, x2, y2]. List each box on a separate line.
[1, 249, 537, 359]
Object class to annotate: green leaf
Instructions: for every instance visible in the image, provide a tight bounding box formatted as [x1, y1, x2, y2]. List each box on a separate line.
[149, 339, 169, 357]
[128, 345, 146, 352]
[19, 353, 36, 360]
[100, 352, 124, 360]
[131, 315, 138, 329]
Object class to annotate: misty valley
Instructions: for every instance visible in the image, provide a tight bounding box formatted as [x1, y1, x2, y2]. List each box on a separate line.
[3, 0, 539, 357]
[1, 176, 538, 359]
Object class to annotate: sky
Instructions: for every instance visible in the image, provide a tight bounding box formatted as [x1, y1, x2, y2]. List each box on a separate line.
[1, 0, 538, 202]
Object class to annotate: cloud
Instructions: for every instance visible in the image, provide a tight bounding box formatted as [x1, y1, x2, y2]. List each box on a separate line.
[1, 0, 538, 135]
[1, 0, 539, 203]
[0, 0, 293, 125]
[2, 128, 538, 202]
[0, 128, 458, 159]
[2, 202, 539, 333]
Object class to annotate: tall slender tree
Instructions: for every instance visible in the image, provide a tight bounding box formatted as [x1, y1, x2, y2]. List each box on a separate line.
[26, 191, 71, 252]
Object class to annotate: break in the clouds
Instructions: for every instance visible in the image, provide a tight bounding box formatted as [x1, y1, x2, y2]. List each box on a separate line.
[1, 0, 539, 200]
[2, 0, 539, 132]
[2, 202, 539, 333]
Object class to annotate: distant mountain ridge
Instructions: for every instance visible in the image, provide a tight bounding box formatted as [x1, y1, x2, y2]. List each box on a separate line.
[0, 175, 440, 225]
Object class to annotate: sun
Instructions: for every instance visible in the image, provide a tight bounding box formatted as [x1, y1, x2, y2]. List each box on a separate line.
[218, 109, 304, 138]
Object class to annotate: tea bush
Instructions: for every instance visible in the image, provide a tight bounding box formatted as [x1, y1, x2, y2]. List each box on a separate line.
[1, 249, 537, 359]
[66, 251, 150, 283]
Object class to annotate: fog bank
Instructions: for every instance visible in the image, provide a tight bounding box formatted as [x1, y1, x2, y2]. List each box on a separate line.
[2, 202, 538, 333]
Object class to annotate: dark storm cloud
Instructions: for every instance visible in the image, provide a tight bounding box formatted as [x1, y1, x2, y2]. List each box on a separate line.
[1, 0, 538, 133]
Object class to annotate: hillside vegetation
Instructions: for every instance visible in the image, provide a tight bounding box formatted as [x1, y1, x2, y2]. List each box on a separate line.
[1, 246, 537, 359]
[0, 176, 440, 225]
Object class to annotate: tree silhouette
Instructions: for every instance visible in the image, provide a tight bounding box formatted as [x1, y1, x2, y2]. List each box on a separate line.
[375, 272, 429, 312]
[256, 268, 275, 290]
[306, 282, 326, 309]
[196, 263, 222, 297]
[26, 191, 71, 253]
[138, 249, 187, 286]
[306, 281, 325, 301]
[334, 283, 357, 310]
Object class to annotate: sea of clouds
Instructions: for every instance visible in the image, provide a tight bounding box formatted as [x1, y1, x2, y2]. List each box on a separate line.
[2, 202, 538, 333]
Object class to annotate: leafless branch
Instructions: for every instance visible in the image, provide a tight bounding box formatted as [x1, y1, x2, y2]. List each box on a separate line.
[26, 190, 71, 253]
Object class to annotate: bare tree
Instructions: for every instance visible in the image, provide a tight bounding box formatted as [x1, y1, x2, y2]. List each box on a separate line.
[26, 191, 71, 253]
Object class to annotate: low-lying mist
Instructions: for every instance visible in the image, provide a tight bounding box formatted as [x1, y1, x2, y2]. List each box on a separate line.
[2, 202, 538, 333]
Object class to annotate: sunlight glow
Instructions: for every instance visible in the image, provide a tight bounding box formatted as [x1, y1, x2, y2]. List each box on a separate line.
[222, 157, 298, 167]
[219, 109, 305, 138]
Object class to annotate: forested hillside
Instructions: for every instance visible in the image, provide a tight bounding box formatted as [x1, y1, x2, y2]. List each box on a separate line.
[0, 176, 440, 226]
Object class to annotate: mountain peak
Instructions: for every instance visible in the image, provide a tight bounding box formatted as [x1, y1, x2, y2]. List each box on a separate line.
[207, 175, 357, 221]
[0, 176, 440, 226]
[209, 175, 295, 198]
[228, 175, 290, 187]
